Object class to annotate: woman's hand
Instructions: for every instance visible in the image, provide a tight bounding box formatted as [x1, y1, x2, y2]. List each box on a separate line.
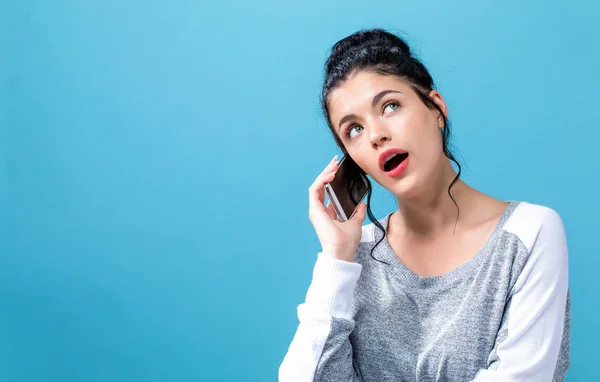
[308, 156, 367, 262]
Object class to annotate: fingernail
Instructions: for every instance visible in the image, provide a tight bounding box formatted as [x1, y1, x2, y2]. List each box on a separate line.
[332, 155, 338, 163]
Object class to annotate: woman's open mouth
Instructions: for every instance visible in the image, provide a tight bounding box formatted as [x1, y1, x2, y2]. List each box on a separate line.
[379, 149, 410, 177]
[383, 153, 408, 172]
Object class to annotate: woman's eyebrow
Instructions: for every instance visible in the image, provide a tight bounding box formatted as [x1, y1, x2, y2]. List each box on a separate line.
[371, 89, 402, 107]
[337, 90, 403, 131]
[338, 114, 358, 131]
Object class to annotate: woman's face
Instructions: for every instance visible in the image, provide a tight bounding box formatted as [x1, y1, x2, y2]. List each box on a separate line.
[328, 71, 448, 199]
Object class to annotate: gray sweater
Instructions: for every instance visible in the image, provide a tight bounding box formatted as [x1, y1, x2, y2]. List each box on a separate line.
[279, 201, 570, 381]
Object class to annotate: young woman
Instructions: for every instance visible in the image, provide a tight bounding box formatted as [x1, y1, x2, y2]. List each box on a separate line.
[279, 29, 570, 381]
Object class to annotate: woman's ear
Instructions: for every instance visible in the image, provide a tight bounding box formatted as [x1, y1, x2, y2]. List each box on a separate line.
[429, 90, 448, 120]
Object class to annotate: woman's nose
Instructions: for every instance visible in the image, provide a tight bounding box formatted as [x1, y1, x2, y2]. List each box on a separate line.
[369, 124, 391, 149]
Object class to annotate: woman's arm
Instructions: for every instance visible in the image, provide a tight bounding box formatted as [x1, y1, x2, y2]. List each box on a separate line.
[279, 253, 362, 382]
[280, 156, 367, 381]
[474, 206, 570, 381]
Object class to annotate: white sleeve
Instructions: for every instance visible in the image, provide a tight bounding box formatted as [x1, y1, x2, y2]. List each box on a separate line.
[278, 253, 362, 382]
[474, 206, 570, 381]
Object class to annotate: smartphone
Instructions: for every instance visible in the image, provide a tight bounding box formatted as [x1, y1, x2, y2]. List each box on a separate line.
[324, 155, 369, 222]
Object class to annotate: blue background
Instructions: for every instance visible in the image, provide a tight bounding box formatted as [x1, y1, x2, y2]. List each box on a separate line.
[2, 1, 598, 381]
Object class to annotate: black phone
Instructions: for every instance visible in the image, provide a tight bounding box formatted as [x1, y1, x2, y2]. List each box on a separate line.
[324, 155, 369, 221]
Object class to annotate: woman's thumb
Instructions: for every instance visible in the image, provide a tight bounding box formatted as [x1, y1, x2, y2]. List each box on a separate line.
[351, 203, 367, 223]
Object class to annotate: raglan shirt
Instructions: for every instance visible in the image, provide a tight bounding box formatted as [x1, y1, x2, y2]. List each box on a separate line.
[279, 201, 570, 381]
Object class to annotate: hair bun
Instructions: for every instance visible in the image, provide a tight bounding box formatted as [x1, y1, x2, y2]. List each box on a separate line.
[388, 45, 407, 55]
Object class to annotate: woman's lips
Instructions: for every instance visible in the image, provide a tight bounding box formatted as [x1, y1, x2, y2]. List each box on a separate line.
[378, 148, 408, 171]
[385, 155, 409, 177]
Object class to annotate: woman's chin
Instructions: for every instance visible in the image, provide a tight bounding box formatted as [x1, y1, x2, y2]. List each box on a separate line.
[381, 173, 421, 200]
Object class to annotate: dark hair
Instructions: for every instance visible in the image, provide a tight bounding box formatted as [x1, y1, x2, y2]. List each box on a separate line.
[320, 28, 462, 262]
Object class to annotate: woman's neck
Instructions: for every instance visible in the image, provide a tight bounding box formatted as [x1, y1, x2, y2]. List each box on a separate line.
[389, 161, 478, 238]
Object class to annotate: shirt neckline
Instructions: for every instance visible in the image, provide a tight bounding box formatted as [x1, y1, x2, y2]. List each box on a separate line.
[373, 200, 520, 290]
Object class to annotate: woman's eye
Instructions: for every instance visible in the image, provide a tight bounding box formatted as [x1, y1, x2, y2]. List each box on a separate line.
[348, 125, 364, 139]
[383, 102, 400, 113]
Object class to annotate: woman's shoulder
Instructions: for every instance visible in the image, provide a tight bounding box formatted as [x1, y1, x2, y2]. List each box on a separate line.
[346, 215, 387, 266]
[358, 212, 392, 245]
[503, 200, 566, 252]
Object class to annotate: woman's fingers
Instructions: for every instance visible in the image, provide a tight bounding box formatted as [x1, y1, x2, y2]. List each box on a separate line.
[350, 203, 367, 223]
[325, 200, 337, 220]
[308, 156, 339, 215]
